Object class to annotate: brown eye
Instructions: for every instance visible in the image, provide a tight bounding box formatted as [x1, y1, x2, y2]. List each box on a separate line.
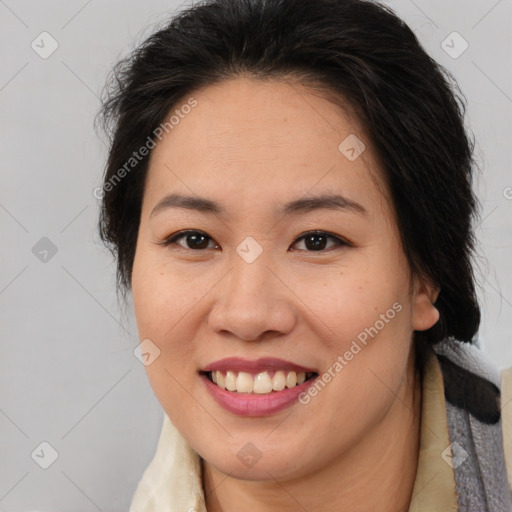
[161, 230, 218, 250]
[291, 231, 349, 252]
[159, 229, 349, 252]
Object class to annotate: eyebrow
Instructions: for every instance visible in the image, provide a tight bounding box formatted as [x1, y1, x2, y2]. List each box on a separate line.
[149, 192, 367, 219]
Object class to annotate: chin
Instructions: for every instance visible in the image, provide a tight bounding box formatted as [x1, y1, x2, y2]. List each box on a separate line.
[201, 440, 317, 482]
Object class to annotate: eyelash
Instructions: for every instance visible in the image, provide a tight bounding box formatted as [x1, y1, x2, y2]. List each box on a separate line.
[158, 229, 351, 253]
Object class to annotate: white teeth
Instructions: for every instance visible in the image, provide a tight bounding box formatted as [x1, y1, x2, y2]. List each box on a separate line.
[272, 370, 286, 391]
[210, 370, 311, 394]
[216, 371, 225, 388]
[286, 371, 297, 388]
[225, 371, 237, 391]
[236, 372, 253, 393]
[253, 372, 273, 394]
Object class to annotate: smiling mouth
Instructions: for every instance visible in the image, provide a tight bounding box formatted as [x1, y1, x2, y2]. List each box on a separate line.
[201, 370, 319, 394]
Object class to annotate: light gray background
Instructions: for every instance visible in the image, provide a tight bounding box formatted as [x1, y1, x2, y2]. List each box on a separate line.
[1, 0, 511, 510]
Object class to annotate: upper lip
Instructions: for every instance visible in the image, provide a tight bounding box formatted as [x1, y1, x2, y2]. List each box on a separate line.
[202, 357, 318, 374]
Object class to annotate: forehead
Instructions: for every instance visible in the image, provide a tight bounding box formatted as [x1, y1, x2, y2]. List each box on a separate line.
[143, 76, 388, 216]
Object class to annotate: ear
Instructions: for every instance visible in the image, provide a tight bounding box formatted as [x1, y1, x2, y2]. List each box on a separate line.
[412, 276, 440, 331]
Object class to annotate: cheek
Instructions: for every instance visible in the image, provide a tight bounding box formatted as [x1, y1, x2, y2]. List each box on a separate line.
[131, 260, 201, 426]
[300, 277, 413, 451]
[131, 249, 203, 339]
[131, 252, 192, 377]
[290, 260, 410, 354]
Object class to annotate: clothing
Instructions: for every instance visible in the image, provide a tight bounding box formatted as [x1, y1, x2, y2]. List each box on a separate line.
[434, 339, 512, 510]
[128, 340, 512, 511]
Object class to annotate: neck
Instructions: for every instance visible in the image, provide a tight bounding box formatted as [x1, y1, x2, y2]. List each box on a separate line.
[203, 353, 422, 512]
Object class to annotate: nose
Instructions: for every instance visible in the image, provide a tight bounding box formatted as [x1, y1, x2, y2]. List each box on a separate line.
[208, 252, 296, 342]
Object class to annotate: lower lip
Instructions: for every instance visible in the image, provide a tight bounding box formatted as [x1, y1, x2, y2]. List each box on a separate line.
[201, 374, 317, 417]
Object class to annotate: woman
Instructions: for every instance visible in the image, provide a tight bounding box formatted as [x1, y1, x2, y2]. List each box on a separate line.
[96, 0, 512, 510]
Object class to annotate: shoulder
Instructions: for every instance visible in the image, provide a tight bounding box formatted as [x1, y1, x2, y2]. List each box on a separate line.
[501, 367, 512, 492]
[432, 339, 512, 502]
[432, 338, 501, 424]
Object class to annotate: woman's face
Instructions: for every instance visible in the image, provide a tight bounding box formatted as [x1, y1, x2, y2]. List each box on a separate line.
[131, 77, 439, 481]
